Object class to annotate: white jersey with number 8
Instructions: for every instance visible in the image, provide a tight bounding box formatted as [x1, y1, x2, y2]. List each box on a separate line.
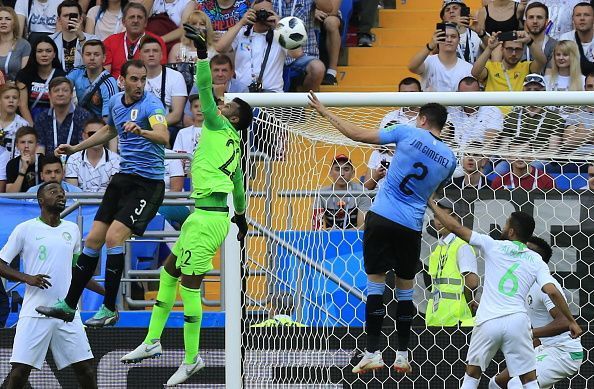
[469, 232, 556, 325]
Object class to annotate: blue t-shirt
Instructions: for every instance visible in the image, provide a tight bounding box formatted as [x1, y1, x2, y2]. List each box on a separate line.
[67, 67, 118, 118]
[371, 124, 456, 231]
[107, 92, 166, 180]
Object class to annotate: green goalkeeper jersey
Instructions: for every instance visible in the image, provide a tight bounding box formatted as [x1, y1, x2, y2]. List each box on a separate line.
[191, 59, 246, 213]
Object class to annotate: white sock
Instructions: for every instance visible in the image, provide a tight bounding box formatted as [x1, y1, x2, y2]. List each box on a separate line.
[396, 350, 407, 359]
[488, 376, 503, 389]
[522, 380, 539, 389]
[508, 376, 524, 389]
[461, 373, 480, 389]
[326, 68, 337, 77]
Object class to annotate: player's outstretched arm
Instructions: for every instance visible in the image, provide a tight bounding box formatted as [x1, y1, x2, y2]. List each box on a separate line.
[230, 164, 248, 241]
[541, 283, 583, 339]
[428, 197, 472, 243]
[0, 261, 51, 289]
[532, 306, 572, 339]
[55, 124, 117, 157]
[308, 91, 381, 144]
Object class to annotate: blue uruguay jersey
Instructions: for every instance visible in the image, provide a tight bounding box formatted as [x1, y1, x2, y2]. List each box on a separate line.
[107, 92, 166, 180]
[371, 124, 456, 231]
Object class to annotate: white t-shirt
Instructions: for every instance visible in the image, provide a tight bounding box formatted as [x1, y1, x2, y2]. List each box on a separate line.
[421, 55, 473, 92]
[0, 148, 9, 181]
[559, 30, 594, 62]
[367, 149, 394, 189]
[529, 0, 582, 40]
[458, 29, 482, 64]
[145, 67, 188, 112]
[151, 0, 190, 26]
[0, 218, 81, 318]
[442, 233, 478, 274]
[545, 74, 586, 91]
[232, 26, 287, 93]
[379, 108, 418, 130]
[447, 105, 503, 147]
[173, 125, 202, 174]
[65, 148, 121, 192]
[526, 279, 582, 350]
[0, 114, 29, 158]
[15, 0, 61, 34]
[164, 149, 184, 191]
[86, 6, 125, 41]
[469, 232, 556, 325]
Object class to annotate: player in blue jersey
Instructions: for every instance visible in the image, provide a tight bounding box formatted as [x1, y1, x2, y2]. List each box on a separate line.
[308, 92, 456, 374]
[36, 59, 169, 328]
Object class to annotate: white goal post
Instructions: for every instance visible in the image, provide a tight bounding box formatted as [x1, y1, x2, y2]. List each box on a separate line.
[223, 91, 593, 388]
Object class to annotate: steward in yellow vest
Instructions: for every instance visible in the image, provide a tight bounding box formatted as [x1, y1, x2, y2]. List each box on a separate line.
[426, 200, 479, 327]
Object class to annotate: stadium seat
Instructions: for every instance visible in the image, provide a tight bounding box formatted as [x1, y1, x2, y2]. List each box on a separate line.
[130, 214, 166, 271]
[552, 173, 588, 191]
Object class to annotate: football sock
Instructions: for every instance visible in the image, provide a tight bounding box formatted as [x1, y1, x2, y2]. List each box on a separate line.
[65, 247, 100, 309]
[461, 373, 480, 389]
[488, 376, 503, 389]
[180, 285, 202, 364]
[522, 380, 539, 389]
[144, 268, 178, 344]
[395, 288, 414, 352]
[365, 280, 385, 352]
[104, 246, 124, 312]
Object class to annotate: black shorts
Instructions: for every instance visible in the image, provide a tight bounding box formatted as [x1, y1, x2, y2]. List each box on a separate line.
[95, 173, 165, 236]
[363, 211, 422, 279]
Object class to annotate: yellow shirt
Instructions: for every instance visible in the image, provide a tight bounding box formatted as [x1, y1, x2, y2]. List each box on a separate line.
[484, 61, 532, 92]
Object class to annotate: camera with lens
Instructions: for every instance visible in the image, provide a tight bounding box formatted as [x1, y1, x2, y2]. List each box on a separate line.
[255, 9, 272, 22]
[248, 81, 263, 93]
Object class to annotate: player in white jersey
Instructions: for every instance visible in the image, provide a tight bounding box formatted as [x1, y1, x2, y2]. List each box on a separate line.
[0, 182, 96, 388]
[428, 199, 582, 389]
[490, 236, 583, 389]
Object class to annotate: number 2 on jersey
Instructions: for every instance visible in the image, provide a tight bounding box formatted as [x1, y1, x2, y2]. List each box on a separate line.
[218, 139, 237, 177]
[399, 162, 428, 195]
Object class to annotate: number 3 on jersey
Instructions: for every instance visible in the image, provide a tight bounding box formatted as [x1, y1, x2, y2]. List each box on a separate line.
[219, 139, 238, 177]
[399, 162, 428, 195]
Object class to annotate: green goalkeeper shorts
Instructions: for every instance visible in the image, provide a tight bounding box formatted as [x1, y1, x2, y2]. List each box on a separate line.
[173, 208, 230, 275]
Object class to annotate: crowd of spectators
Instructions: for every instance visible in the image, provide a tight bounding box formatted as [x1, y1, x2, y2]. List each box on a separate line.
[0, 0, 381, 222]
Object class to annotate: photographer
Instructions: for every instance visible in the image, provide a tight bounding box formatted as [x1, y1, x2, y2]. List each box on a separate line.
[50, 1, 97, 72]
[441, 0, 483, 64]
[215, 0, 298, 92]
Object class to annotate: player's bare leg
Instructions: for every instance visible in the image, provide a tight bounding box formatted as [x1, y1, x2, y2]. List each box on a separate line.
[352, 273, 386, 374]
[166, 273, 206, 386]
[36, 221, 109, 322]
[71, 359, 97, 389]
[6, 363, 32, 389]
[121, 254, 182, 364]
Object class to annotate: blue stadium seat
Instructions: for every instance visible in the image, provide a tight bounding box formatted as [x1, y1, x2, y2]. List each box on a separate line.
[130, 214, 165, 271]
[552, 173, 588, 191]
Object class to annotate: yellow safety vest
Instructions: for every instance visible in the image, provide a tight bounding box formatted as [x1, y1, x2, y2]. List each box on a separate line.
[426, 236, 475, 327]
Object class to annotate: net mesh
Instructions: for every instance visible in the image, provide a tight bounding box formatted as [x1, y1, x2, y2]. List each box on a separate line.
[242, 99, 594, 387]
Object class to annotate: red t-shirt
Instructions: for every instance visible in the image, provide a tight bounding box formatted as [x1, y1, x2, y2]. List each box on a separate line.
[104, 31, 168, 79]
[490, 166, 555, 190]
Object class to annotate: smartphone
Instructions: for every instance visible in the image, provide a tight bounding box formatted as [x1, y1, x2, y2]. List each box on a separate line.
[69, 15, 77, 31]
[436, 22, 446, 41]
[497, 31, 517, 42]
[460, 5, 471, 17]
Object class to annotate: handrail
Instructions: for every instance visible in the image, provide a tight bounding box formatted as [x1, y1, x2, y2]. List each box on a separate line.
[247, 218, 367, 302]
[277, 189, 378, 198]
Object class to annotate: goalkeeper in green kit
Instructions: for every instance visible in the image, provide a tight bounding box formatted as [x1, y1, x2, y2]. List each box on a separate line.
[120, 24, 253, 387]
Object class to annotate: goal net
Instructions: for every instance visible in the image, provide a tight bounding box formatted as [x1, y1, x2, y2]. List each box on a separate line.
[231, 91, 594, 388]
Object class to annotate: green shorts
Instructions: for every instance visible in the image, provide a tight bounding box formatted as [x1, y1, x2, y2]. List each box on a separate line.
[173, 208, 230, 275]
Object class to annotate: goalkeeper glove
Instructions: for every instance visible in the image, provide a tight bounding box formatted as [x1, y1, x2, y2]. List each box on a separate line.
[231, 213, 248, 241]
[183, 23, 208, 59]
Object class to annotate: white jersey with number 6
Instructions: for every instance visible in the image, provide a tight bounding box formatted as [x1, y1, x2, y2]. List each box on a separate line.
[0, 218, 81, 318]
[469, 232, 555, 325]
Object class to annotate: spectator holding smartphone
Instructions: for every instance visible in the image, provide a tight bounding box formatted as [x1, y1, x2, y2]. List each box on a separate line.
[50, 0, 98, 72]
[408, 22, 473, 92]
[441, 0, 484, 64]
[471, 30, 546, 93]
